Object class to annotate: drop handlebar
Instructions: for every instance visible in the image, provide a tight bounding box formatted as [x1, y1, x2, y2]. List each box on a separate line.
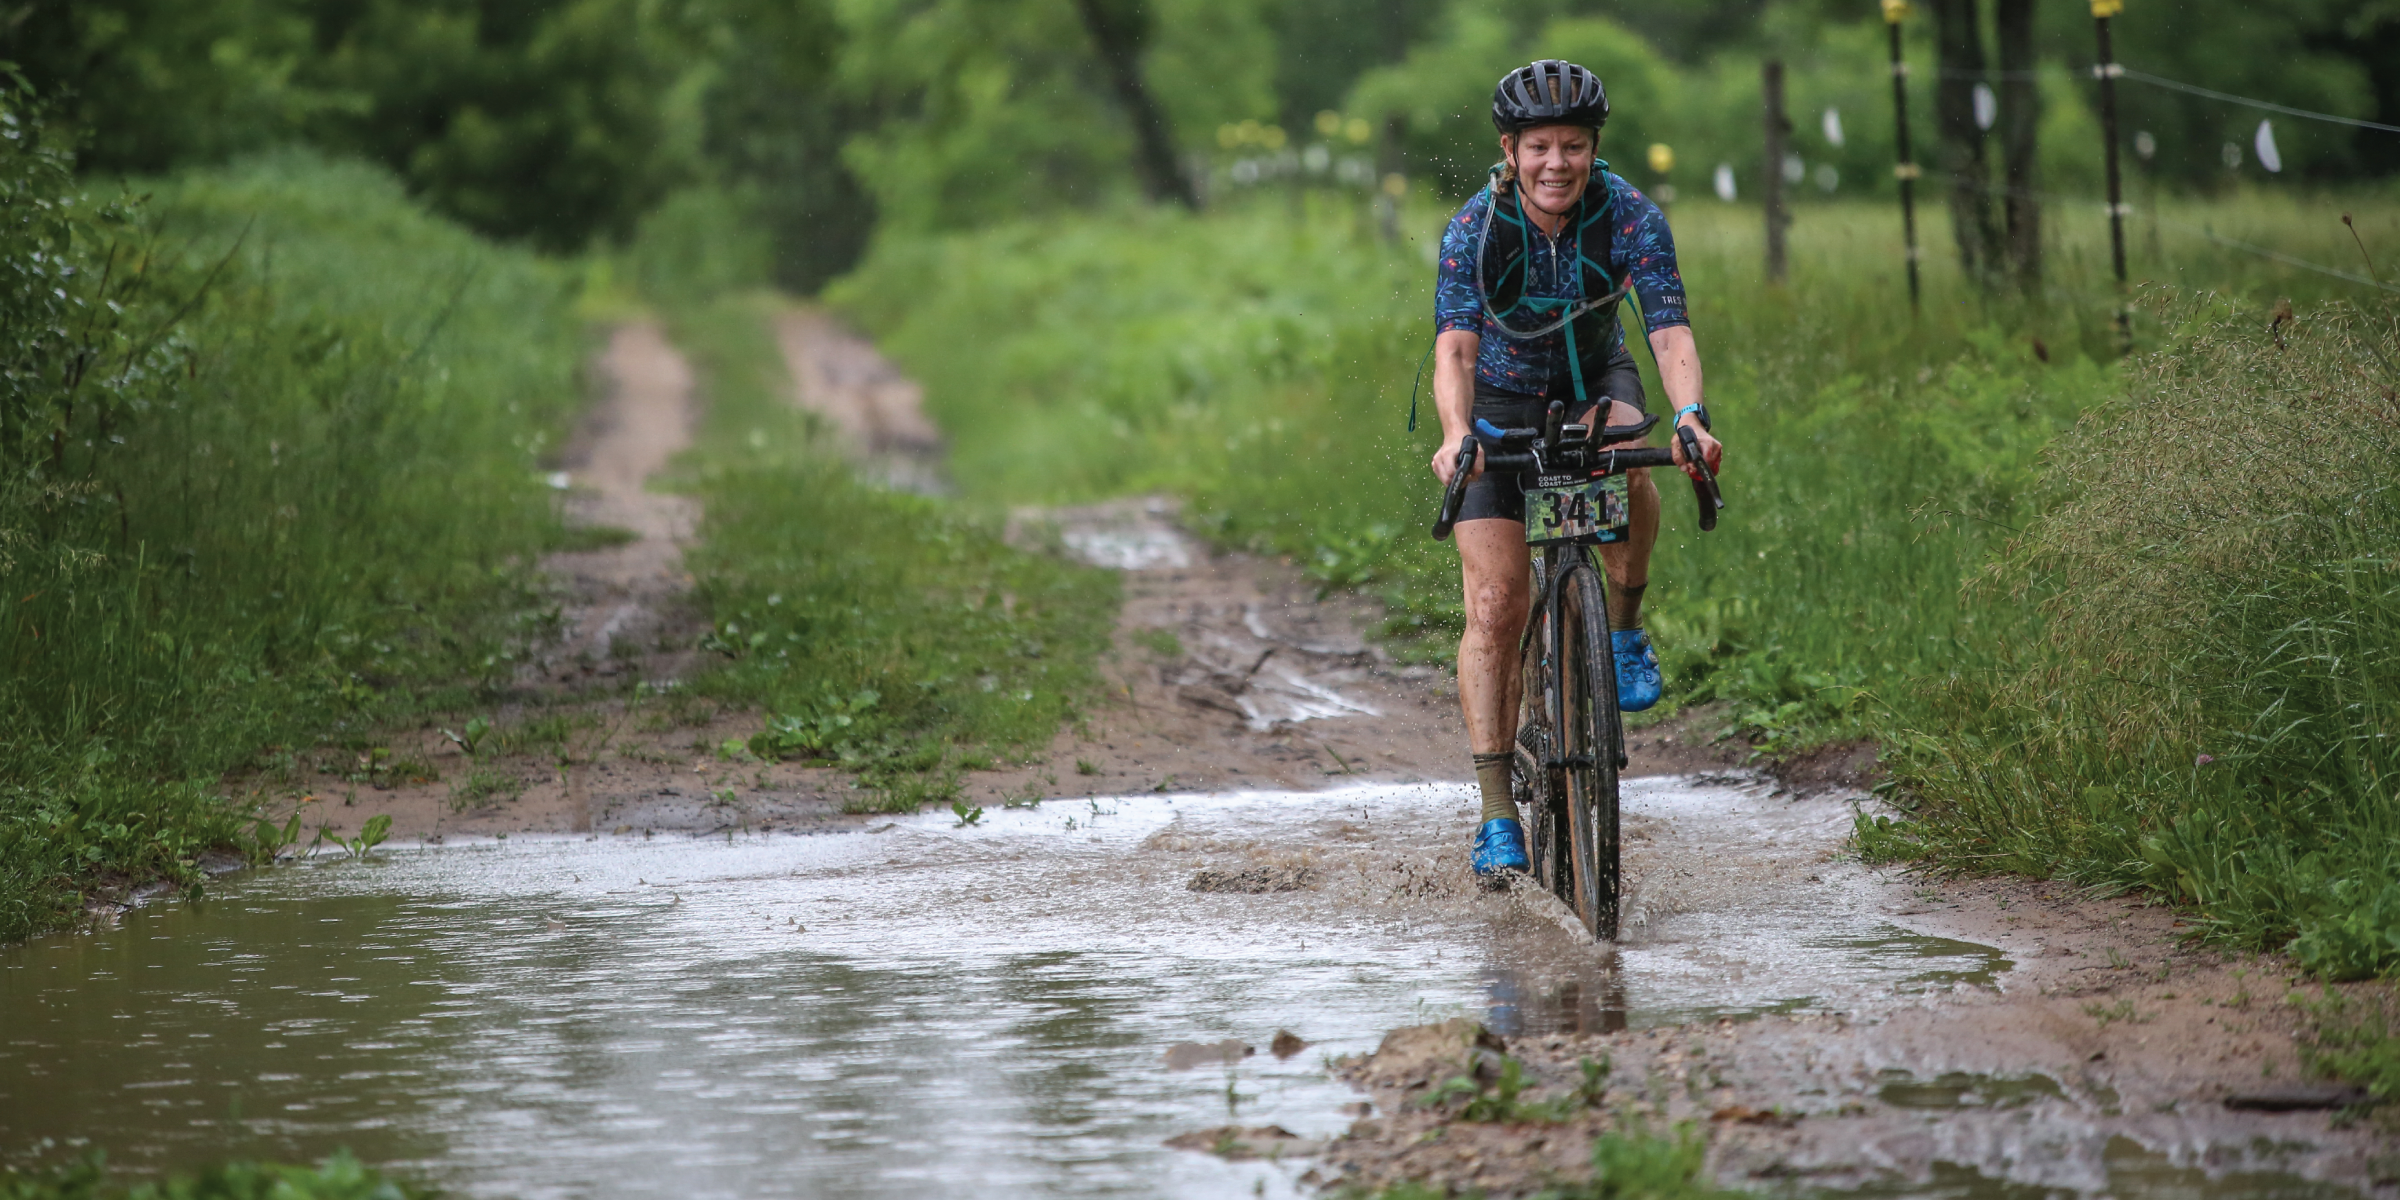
[1430, 424, 1723, 541]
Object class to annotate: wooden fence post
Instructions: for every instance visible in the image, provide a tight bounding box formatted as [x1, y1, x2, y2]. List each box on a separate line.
[2092, 0, 2130, 345]
[1763, 59, 1791, 283]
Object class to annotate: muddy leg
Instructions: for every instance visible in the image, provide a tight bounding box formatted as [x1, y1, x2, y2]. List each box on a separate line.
[1455, 520, 1532, 755]
[1594, 467, 1659, 624]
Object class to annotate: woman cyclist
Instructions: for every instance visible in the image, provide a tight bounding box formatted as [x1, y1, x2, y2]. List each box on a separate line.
[1429, 59, 1726, 878]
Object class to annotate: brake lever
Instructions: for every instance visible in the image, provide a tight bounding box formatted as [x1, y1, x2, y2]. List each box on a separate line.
[1675, 424, 1725, 533]
[1430, 436, 1481, 541]
[1675, 425, 1718, 487]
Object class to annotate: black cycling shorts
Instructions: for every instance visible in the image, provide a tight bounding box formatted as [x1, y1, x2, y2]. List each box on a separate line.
[1455, 349, 1647, 525]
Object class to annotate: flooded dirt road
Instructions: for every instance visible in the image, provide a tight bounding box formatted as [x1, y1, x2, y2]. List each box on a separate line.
[34, 315, 2383, 1199]
[7, 777, 2386, 1198]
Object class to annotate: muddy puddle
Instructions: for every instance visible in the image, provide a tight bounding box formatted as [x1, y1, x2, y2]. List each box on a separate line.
[1, 780, 2376, 1198]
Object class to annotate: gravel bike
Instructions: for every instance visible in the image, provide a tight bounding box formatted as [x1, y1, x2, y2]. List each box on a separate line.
[1432, 401, 1722, 940]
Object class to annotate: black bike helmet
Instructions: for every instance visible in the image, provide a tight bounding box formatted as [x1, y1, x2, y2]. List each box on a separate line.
[1491, 59, 1610, 135]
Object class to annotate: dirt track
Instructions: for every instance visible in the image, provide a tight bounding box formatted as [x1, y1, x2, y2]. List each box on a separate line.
[277, 314, 2396, 1196]
[296, 312, 1488, 844]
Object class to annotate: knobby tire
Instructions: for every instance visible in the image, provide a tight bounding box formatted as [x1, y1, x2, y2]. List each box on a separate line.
[1520, 555, 1622, 941]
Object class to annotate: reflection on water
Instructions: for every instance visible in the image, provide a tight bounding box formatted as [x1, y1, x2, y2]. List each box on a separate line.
[2, 783, 2015, 1198]
[1812, 929, 2015, 992]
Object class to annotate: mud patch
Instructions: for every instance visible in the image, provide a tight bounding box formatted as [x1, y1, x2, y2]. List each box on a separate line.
[1188, 865, 1322, 894]
[533, 320, 707, 691]
[1161, 1126, 1325, 1161]
[774, 306, 945, 493]
[956, 495, 1467, 804]
[1163, 1039, 1257, 1070]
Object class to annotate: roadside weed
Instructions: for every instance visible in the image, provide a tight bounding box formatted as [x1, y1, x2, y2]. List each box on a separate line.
[326, 815, 393, 861]
[1424, 1055, 1599, 1124]
[440, 717, 495, 758]
[2297, 988, 2400, 1103]
[1131, 628, 1184, 659]
[0, 1148, 433, 1200]
[448, 768, 524, 812]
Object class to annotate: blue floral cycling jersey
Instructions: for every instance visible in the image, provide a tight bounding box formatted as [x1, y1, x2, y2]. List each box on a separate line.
[1434, 171, 1689, 396]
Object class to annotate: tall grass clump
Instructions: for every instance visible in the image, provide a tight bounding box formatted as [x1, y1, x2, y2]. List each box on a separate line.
[658, 293, 1118, 809]
[1878, 296, 2400, 976]
[0, 100, 584, 940]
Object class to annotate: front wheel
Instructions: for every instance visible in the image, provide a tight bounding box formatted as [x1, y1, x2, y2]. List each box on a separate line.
[1553, 563, 1623, 941]
[1519, 561, 1569, 906]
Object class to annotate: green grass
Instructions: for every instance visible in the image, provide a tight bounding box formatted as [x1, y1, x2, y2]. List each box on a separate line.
[658, 292, 1119, 809]
[0, 135, 587, 941]
[0, 1150, 428, 1200]
[2299, 988, 2400, 1106]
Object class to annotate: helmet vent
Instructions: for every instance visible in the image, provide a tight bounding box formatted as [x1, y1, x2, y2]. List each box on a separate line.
[1491, 59, 1610, 135]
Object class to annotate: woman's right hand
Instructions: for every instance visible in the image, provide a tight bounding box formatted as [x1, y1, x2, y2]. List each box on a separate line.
[1431, 434, 1486, 487]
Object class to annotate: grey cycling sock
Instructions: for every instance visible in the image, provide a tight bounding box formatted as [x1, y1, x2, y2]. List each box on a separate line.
[1473, 751, 1517, 824]
[1607, 582, 1646, 632]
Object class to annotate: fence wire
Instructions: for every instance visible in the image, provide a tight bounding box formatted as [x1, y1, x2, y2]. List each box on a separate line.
[1923, 64, 2399, 135]
[1920, 169, 2399, 296]
[2118, 69, 2400, 136]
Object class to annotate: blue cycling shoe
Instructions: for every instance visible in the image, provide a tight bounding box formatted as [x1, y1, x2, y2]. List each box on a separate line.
[1472, 817, 1530, 876]
[1613, 628, 1662, 712]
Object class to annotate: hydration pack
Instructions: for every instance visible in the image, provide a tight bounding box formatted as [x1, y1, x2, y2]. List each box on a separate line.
[1474, 160, 1627, 406]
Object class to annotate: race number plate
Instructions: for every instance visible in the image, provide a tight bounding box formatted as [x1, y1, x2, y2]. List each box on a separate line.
[1524, 471, 1631, 545]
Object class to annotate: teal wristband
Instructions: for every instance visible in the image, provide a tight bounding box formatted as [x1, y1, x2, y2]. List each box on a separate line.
[1676, 403, 1710, 430]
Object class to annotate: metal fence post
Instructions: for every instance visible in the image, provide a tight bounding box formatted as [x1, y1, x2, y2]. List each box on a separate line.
[1763, 59, 1791, 283]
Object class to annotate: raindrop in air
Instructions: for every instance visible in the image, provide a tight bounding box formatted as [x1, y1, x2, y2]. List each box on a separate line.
[1782, 154, 1805, 184]
[1813, 163, 1840, 193]
[1713, 163, 1737, 202]
[2253, 120, 2282, 173]
[2133, 130, 2156, 160]
[2221, 141, 2243, 170]
[1972, 83, 1997, 131]
[1821, 108, 1845, 148]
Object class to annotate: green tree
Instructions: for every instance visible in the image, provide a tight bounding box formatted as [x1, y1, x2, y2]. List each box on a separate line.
[1071, 0, 1196, 207]
[831, 0, 1139, 230]
[0, 0, 331, 173]
[302, 0, 704, 251]
[687, 0, 876, 291]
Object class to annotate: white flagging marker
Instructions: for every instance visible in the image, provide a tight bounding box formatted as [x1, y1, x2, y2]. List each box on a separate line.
[1714, 163, 1738, 202]
[1973, 83, 1997, 131]
[1822, 108, 1845, 148]
[2253, 119, 2283, 173]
